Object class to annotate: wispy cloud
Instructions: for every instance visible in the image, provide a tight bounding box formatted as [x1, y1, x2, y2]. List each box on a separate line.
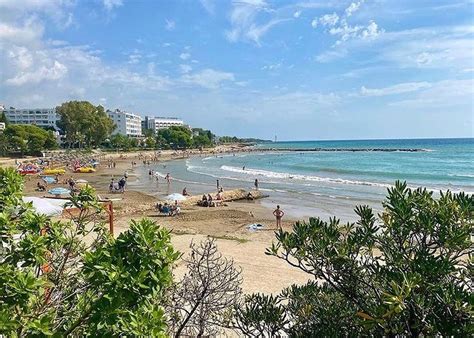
[103, 0, 123, 12]
[387, 79, 474, 107]
[179, 64, 192, 74]
[180, 69, 235, 89]
[360, 82, 432, 96]
[179, 52, 191, 60]
[345, 1, 363, 17]
[225, 0, 291, 45]
[165, 19, 175, 31]
[311, 1, 383, 51]
[200, 0, 215, 14]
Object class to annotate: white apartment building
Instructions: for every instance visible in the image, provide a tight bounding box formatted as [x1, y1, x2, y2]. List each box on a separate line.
[146, 116, 184, 133]
[2, 107, 60, 130]
[0, 122, 5, 132]
[107, 109, 142, 137]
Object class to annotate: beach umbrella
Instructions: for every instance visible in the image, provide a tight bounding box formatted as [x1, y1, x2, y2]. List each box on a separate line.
[23, 197, 64, 216]
[76, 179, 88, 183]
[48, 187, 71, 196]
[165, 193, 187, 201]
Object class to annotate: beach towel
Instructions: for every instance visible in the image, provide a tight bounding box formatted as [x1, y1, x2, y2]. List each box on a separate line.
[247, 223, 265, 232]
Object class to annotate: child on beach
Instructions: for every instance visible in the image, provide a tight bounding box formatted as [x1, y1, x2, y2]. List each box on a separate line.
[273, 205, 284, 229]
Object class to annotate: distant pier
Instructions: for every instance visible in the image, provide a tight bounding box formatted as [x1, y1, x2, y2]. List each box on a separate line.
[256, 148, 429, 152]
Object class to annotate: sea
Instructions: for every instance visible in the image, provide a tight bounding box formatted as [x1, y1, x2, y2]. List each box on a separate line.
[129, 138, 473, 221]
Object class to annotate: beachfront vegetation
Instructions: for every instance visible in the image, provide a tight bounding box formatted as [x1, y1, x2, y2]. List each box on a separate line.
[56, 101, 115, 148]
[155, 126, 214, 149]
[0, 168, 178, 336]
[0, 112, 8, 125]
[1, 124, 58, 156]
[168, 239, 242, 337]
[233, 181, 473, 336]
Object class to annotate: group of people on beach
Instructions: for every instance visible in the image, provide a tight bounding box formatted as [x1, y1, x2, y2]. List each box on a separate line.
[199, 190, 224, 207]
[156, 201, 180, 216]
[109, 176, 127, 193]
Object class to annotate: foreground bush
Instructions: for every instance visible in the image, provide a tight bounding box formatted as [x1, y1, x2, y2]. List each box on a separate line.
[233, 181, 473, 336]
[0, 168, 178, 336]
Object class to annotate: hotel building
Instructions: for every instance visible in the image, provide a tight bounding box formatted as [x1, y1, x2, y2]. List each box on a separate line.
[107, 109, 142, 137]
[2, 106, 60, 130]
[144, 116, 184, 133]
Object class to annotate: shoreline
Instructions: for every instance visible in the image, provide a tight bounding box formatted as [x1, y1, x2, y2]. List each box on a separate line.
[14, 148, 314, 294]
[9, 141, 472, 294]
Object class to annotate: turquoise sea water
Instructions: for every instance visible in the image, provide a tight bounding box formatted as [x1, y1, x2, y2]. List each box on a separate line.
[130, 138, 473, 220]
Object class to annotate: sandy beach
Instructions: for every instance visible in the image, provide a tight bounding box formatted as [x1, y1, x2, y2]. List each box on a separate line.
[7, 147, 312, 294]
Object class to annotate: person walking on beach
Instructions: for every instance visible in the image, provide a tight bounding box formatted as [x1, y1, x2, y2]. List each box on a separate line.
[165, 173, 171, 184]
[216, 179, 220, 191]
[273, 205, 284, 229]
[254, 179, 259, 190]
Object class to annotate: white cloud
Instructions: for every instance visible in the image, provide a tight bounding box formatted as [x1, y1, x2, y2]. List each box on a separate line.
[261, 62, 282, 71]
[0, 20, 44, 45]
[378, 26, 473, 70]
[360, 21, 381, 39]
[200, 0, 215, 14]
[246, 18, 289, 45]
[179, 64, 192, 74]
[180, 69, 235, 89]
[165, 19, 175, 31]
[315, 49, 347, 63]
[179, 52, 191, 60]
[345, 1, 363, 17]
[224, 0, 289, 45]
[387, 79, 474, 107]
[263, 91, 340, 106]
[360, 82, 432, 96]
[127, 52, 142, 64]
[7, 46, 33, 70]
[311, 18, 318, 28]
[6, 60, 68, 86]
[103, 0, 123, 11]
[293, 10, 301, 18]
[329, 19, 382, 44]
[319, 13, 339, 26]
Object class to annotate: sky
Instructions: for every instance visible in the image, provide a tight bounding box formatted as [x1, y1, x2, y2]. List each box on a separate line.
[0, 0, 473, 140]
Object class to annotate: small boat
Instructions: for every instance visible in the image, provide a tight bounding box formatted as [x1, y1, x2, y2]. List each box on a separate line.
[74, 167, 96, 173]
[43, 168, 66, 175]
[19, 168, 39, 175]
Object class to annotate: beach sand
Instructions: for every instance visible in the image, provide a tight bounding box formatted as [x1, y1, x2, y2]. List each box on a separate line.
[14, 148, 312, 294]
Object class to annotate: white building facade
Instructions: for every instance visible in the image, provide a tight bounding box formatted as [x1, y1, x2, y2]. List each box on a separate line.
[2, 107, 60, 130]
[107, 109, 142, 137]
[146, 117, 184, 133]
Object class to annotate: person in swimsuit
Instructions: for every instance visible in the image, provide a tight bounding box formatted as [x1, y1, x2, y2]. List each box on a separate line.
[273, 205, 284, 228]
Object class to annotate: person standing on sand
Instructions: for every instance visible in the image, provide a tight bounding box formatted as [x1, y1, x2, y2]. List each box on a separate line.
[216, 179, 220, 191]
[273, 205, 284, 229]
[165, 173, 171, 184]
[254, 179, 259, 190]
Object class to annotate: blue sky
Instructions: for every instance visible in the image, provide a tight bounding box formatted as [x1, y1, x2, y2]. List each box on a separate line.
[0, 0, 473, 140]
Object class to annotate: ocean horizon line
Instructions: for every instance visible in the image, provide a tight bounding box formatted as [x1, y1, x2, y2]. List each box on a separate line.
[263, 136, 473, 143]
